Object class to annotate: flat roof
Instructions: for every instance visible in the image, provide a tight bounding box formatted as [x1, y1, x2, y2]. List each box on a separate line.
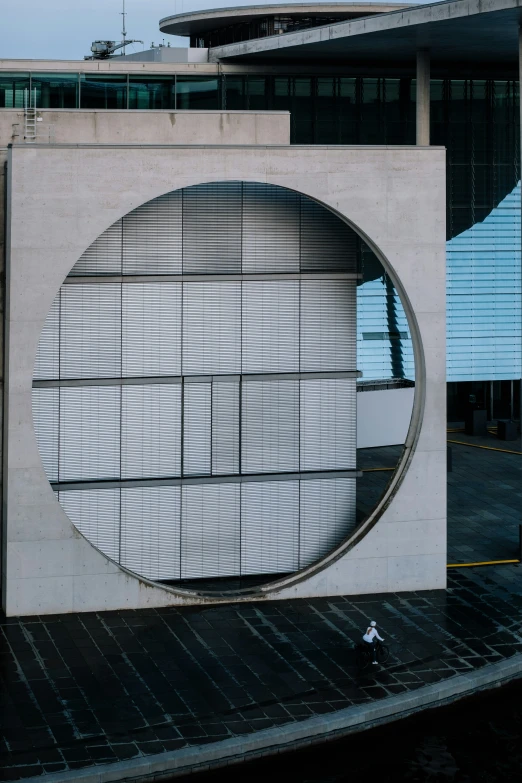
[159, 3, 408, 37]
[206, 0, 522, 64]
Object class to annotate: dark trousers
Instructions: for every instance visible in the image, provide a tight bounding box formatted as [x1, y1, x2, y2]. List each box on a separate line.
[364, 639, 377, 662]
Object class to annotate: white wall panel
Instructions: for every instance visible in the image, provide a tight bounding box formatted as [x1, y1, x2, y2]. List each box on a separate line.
[183, 382, 211, 476]
[299, 478, 356, 568]
[60, 284, 121, 379]
[34, 293, 60, 380]
[242, 183, 300, 272]
[183, 182, 242, 274]
[181, 484, 240, 579]
[300, 280, 356, 371]
[121, 487, 181, 580]
[32, 388, 59, 482]
[122, 384, 181, 479]
[69, 219, 122, 276]
[242, 380, 299, 474]
[242, 281, 299, 373]
[212, 380, 240, 475]
[300, 379, 356, 471]
[122, 282, 181, 377]
[182, 282, 241, 375]
[123, 191, 182, 275]
[59, 386, 121, 481]
[241, 481, 299, 575]
[59, 489, 120, 562]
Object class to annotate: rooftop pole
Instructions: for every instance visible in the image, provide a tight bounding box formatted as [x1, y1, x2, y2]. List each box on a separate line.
[416, 48, 430, 146]
[122, 0, 127, 55]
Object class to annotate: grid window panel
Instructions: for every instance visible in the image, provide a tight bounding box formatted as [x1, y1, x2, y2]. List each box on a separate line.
[300, 379, 356, 471]
[121, 487, 181, 580]
[32, 388, 59, 482]
[181, 484, 240, 579]
[183, 182, 242, 274]
[69, 219, 122, 276]
[182, 282, 241, 375]
[59, 488, 120, 563]
[212, 380, 240, 475]
[59, 386, 121, 481]
[183, 382, 211, 476]
[123, 191, 182, 275]
[60, 284, 121, 379]
[242, 183, 300, 273]
[240, 481, 299, 575]
[122, 282, 181, 377]
[300, 280, 356, 372]
[299, 478, 356, 568]
[241, 380, 299, 474]
[242, 281, 299, 374]
[121, 384, 181, 479]
[34, 292, 60, 381]
[300, 197, 358, 273]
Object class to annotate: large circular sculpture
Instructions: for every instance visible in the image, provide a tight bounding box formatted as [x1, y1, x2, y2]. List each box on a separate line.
[32, 181, 412, 592]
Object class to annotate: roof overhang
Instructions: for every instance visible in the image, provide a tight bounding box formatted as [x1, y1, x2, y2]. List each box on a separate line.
[160, 3, 408, 37]
[207, 0, 522, 65]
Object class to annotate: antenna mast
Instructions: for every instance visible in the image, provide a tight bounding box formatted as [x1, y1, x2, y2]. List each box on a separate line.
[121, 0, 127, 55]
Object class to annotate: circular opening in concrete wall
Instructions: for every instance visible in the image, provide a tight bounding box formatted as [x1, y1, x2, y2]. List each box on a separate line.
[32, 182, 414, 595]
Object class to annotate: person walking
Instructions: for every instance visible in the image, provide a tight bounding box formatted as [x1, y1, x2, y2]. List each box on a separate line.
[362, 620, 385, 664]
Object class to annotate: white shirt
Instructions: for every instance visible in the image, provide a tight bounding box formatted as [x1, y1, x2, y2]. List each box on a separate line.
[363, 627, 384, 643]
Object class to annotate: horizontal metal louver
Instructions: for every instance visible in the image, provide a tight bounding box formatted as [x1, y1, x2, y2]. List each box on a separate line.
[242, 183, 300, 273]
[181, 484, 240, 579]
[60, 284, 121, 379]
[121, 487, 181, 580]
[182, 282, 241, 375]
[59, 488, 120, 562]
[69, 219, 122, 276]
[121, 384, 181, 479]
[32, 388, 59, 482]
[122, 282, 181, 377]
[300, 197, 358, 273]
[34, 293, 60, 381]
[59, 386, 121, 481]
[211, 380, 240, 475]
[242, 281, 299, 373]
[241, 481, 299, 575]
[300, 379, 356, 471]
[183, 382, 211, 476]
[300, 280, 356, 372]
[299, 478, 356, 568]
[242, 380, 299, 474]
[183, 182, 242, 274]
[123, 191, 182, 275]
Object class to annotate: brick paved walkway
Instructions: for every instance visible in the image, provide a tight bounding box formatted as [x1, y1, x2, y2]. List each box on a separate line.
[0, 440, 520, 781]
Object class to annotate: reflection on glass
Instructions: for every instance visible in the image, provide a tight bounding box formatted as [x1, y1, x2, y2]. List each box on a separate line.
[176, 77, 219, 110]
[80, 75, 127, 109]
[0, 73, 30, 108]
[32, 74, 79, 109]
[128, 76, 175, 110]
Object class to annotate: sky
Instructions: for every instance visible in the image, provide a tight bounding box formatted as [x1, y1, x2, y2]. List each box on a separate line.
[1, 0, 431, 61]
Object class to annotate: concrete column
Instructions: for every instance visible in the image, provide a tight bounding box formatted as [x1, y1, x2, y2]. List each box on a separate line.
[416, 48, 430, 146]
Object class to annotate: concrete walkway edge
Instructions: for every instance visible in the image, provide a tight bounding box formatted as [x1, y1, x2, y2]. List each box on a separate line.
[20, 653, 522, 783]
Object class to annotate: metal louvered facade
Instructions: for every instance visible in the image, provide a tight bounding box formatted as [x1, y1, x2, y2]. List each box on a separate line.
[32, 181, 361, 586]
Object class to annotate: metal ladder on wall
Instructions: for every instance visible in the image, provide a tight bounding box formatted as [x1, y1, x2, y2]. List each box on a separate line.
[23, 88, 37, 143]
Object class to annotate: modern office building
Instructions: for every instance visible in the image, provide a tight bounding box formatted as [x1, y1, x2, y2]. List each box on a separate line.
[0, 0, 519, 615]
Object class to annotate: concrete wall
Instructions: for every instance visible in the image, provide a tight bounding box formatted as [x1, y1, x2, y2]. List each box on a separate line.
[357, 387, 415, 449]
[3, 143, 446, 615]
[0, 110, 290, 147]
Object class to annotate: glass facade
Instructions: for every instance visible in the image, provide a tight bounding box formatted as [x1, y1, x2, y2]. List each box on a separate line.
[2, 70, 520, 406]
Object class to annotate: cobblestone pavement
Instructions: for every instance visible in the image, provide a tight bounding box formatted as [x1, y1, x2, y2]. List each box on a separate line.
[0, 443, 520, 781]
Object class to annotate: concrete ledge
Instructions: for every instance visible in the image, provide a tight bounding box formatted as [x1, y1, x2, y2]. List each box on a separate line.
[21, 654, 522, 783]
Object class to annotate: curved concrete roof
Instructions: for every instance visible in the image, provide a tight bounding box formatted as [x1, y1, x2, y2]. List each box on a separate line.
[159, 3, 409, 37]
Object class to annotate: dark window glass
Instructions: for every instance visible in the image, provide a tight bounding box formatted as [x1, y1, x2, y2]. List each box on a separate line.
[32, 73, 79, 108]
[128, 76, 175, 110]
[80, 75, 127, 109]
[0, 73, 30, 108]
[176, 77, 219, 110]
